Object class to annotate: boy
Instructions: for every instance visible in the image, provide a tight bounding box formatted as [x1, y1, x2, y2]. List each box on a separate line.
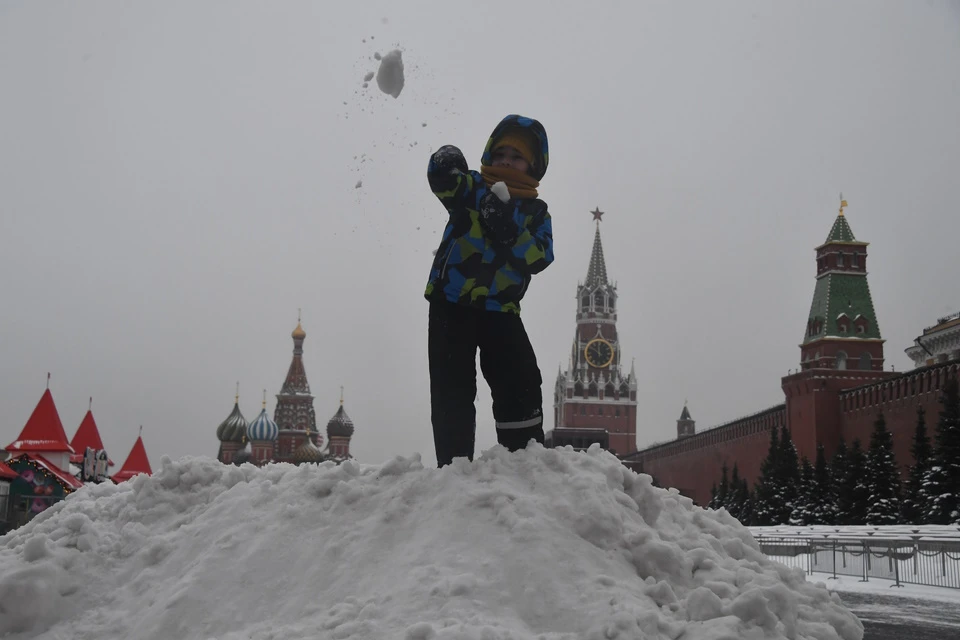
[424, 114, 554, 467]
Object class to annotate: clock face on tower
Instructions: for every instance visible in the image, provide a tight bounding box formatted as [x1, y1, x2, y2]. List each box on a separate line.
[584, 338, 614, 368]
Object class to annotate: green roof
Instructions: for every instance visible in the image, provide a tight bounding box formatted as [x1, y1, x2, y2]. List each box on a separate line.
[803, 272, 882, 344]
[825, 214, 857, 244]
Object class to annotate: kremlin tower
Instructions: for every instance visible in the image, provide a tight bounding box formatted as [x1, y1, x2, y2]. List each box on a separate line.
[549, 208, 638, 456]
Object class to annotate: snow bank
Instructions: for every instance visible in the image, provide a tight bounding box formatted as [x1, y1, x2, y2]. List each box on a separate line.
[0, 445, 862, 639]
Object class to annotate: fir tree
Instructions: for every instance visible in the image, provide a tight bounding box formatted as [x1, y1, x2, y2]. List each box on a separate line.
[717, 462, 730, 508]
[738, 482, 756, 525]
[838, 439, 870, 525]
[708, 483, 719, 509]
[901, 406, 933, 524]
[752, 425, 781, 525]
[830, 438, 849, 519]
[790, 456, 816, 525]
[811, 443, 837, 524]
[772, 426, 801, 525]
[865, 412, 902, 524]
[727, 464, 745, 520]
[925, 373, 960, 524]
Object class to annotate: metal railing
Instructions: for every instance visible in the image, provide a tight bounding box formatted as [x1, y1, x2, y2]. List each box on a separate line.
[756, 534, 960, 589]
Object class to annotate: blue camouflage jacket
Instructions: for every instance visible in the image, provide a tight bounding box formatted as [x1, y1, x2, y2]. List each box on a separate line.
[424, 115, 554, 314]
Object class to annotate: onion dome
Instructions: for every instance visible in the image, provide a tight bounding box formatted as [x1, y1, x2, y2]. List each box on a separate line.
[326, 405, 354, 438]
[216, 397, 248, 443]
[292, 321, 306, 340]
[293, 435, 324, 463]
[248, 408, 278, 442]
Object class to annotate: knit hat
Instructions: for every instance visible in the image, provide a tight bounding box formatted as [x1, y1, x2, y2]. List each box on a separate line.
[492, 129, 537, 168]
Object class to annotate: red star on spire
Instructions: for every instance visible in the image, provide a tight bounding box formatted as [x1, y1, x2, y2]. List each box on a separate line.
[590, 207, 604, 222]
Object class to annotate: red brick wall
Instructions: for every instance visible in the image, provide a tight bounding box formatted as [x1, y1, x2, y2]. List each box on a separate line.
[839, 362, 959, 477]
[623, 405, 784, 505]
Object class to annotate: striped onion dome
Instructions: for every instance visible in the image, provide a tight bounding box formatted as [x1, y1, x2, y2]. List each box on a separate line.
[216, 401, 248, 443]
[247, 408, 278, 442]
[293, 436, 324, 463]
[326, 405, 355, 438]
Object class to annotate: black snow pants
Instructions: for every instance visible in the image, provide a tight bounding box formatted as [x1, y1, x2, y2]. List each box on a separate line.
[428, 299, 545, 467]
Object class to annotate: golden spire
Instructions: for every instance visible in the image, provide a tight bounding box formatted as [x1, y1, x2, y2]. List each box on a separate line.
[262, 389, 267, 409]
[340, 385, 344, 406]
[839, 193, 848, 217]
[235, 381, 240, 404]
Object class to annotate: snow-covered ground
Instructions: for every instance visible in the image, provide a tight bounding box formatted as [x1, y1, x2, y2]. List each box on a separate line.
[0, 445, 863, 639]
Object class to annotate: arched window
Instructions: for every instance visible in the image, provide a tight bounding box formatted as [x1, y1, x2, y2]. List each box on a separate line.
[837, 251, 845, 267]
[581, 296, 590, 309]
[852, 252, 859, 267]
[574, 382, 584, 397]
[859, 353, 872, 370]
[605, 383, 616, 398]
[588, 382, 599, 397]
[836, 351, 848, 370]
[594, 292, 604, 308]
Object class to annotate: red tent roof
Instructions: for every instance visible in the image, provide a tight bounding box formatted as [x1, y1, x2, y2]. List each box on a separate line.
[0, 460, 17, 481]
[69, 410, 114, 466]
[112, 435, 152, 483]
[4, 389, 75, 454]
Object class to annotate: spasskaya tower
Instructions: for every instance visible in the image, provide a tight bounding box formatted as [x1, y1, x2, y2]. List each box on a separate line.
[548, 208, 638, 455]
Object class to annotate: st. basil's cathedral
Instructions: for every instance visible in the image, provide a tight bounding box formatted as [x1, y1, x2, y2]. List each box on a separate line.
[214, 319, 355, 466]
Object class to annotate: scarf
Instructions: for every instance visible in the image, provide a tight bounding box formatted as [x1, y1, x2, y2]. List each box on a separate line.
[480, 165, 539, 199]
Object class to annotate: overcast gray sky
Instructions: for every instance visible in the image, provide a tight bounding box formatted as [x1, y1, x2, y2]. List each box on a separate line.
[2, 1, 958, 470]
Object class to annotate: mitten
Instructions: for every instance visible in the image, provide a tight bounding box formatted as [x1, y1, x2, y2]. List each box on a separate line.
[429, 145, 468, 175]
[478, 191, 518, 246]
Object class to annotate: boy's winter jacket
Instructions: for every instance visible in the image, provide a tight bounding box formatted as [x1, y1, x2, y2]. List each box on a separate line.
[424, 115, 553, 314]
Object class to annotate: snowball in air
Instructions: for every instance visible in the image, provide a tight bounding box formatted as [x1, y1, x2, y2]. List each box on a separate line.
[376, 49, 404, 99]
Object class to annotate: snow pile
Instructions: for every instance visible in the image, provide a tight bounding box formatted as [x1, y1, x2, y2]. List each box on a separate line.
[375, 49, 404, 98]
[0, 445, 862, 639]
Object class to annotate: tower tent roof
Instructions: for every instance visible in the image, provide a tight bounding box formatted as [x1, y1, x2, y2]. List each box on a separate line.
[112, 435, 152, 483]
[679, 405, 692, 421]
[824, 213, 857, 244]
[804, 210, 881, 345]
[584, 224, 610, 289]
[70, 409, 114, 465]
[4, 389, 74, 455]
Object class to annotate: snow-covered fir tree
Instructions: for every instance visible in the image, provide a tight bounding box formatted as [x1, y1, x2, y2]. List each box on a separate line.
[836, 439, 869, 525]
[790, 456, 816, 525]
[829, 438, 849, 523]
[864, 412, 902, 524]
[901, 406, 933, 524]
[751, 425, 780, 525]
[726, 464, 746, 520]
[924, 373, 960, 524]
[772, 426, 801, 525]
[811, 443, 837, 524]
